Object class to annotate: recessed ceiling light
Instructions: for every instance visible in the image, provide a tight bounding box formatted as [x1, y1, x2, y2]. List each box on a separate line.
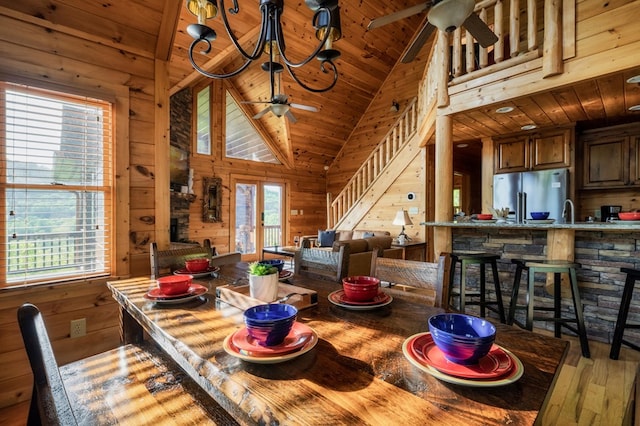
[630, 105, 640, 111]
[521, 124, 537, 130]
[496, 106, 514, 114]
[457, 143, 469, 148]
[627, 75, 640, 84]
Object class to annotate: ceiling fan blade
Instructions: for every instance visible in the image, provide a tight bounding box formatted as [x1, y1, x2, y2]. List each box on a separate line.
[285, 110, 297, 124]
[290, 103, 319, 112]
[367, 2, 432, 30]
[253, 106, 272, 119]
[463, 13, 498, 48]
[401, 22, 436, 63]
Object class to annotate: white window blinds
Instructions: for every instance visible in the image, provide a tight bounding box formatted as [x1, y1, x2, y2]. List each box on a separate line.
[1, 82, 113, 286]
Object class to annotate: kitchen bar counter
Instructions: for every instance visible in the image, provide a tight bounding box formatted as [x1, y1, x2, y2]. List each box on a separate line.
[420, 221, 640, 231]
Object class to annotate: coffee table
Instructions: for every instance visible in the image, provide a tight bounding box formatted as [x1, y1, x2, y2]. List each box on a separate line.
[261, 245, 297, 262]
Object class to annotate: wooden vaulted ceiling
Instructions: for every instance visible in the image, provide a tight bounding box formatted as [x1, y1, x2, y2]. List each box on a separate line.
[5, 1, 640, 170]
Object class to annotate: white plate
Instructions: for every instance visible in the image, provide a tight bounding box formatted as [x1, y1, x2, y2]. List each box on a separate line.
[223, 325, 318, 364]
[524, 219, 556, 224]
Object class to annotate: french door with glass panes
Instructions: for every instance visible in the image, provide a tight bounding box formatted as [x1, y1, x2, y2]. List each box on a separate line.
[233, 178, 286, 261]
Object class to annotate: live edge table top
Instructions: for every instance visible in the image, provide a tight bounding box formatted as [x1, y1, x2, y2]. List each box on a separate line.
[107, 263, 567, 425]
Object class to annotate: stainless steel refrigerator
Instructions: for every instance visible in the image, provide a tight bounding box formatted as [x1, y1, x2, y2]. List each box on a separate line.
[493, 168, 569, 223]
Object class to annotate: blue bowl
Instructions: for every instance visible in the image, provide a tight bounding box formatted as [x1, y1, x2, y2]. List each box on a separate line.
[428, 313, 496, 364]
[259, 259, 285, 273]
[244, 304, 297, 346]
[530, 211, 550, 220]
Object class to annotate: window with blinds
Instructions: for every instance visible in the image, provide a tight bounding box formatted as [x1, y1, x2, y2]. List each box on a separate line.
[0, 82, 113, 286]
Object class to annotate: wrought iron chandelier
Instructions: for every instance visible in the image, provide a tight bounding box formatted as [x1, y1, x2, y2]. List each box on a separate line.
[185, 0, 342, 94]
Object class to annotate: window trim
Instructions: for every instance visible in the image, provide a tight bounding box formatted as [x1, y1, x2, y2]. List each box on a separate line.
[0, 76, 129, 287]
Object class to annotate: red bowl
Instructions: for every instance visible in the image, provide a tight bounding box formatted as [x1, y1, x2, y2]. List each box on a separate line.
[157, 275, 192, 295]
[617, 212, 640, 221]
[185, 258, 210, 272]
[342, 276, 380, 302]
[476, 214, 493, 220]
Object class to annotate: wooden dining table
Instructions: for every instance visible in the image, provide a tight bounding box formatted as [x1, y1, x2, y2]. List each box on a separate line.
[106, 263, 568, 425]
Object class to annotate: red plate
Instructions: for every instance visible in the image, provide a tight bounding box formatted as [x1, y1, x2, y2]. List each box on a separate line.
[173, 266, 220, 277]
[145, 283, 208, 300]
[231, 322, 314, 357]
[410, 333, 513, 380]
[330, 289, 391, 306]
[279, 270, 293, 280]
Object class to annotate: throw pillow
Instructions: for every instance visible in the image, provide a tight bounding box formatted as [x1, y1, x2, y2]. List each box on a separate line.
[362, 232, 375, 238]
[317, 230, 336, 247]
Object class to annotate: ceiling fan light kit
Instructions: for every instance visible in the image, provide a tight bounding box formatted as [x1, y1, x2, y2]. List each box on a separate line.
[185, 0, 342, 94]
[428, 0, 475, 32]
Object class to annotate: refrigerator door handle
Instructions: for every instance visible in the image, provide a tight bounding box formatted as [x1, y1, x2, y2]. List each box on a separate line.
[522, 192, 527, 222]
[516, 192, 522, 223]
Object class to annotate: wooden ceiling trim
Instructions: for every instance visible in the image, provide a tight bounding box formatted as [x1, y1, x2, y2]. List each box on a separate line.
[572, 80, 606, 121]
[549, 87, 590, 123]
[530, 92, 572, 124]
[512, 97, 556, 129]
[596, 74, 627, 119]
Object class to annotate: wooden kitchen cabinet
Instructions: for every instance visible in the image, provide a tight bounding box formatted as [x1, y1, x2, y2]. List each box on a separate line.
[494, 127, 572, 174]
[581, 123, 640, 189]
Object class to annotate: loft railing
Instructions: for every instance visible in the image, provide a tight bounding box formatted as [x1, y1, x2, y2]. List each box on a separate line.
[329, 97, 419, 227]
[449, 0, 563, 83]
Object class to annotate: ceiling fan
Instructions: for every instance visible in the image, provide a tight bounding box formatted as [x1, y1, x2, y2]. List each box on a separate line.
[368, 0, 498, 63]
[243, 94, 319, 124]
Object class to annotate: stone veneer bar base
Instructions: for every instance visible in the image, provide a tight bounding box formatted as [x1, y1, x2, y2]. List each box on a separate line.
[451, 228, 640, 344]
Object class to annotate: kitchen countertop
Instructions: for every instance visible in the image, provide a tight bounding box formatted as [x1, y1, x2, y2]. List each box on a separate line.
[420, 221, 640, 231]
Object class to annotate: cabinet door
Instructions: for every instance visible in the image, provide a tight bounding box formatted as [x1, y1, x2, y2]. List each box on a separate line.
[494, 137, 528, 173]
[531, 128, 571, 170]
[582, 135, 628, 188]
[631, 135, 640, 185]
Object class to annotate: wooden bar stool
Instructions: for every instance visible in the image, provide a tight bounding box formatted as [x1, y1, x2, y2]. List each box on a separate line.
[508, 259, 590, 358]
[610, 267, 640, 360]
[449, 252, 506, 323]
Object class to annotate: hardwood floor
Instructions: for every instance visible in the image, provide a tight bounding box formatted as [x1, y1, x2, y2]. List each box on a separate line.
[541, 333, 639, 426]
[1, 333, 638, 425]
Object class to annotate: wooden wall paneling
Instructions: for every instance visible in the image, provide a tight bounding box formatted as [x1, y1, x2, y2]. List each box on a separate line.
[154, 59, 171, 251]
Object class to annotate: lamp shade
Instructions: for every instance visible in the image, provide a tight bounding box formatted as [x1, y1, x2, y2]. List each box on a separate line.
[428, 0, 475, 32]
[393, 210, 413, 226]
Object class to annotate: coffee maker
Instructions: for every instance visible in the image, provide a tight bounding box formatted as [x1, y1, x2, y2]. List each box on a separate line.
[601, 205, 622, 222]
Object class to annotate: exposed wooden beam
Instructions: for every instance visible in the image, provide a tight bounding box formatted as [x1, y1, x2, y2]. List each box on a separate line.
[169, 26, 261, 95]
[155, 0, 183, 61]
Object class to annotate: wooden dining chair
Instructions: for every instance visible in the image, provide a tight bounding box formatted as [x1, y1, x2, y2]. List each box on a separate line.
[370, 252, 452, 308]
[150, 239, 213, 278]
[294, 245, 350, 282]
[17, 303, 236, 425]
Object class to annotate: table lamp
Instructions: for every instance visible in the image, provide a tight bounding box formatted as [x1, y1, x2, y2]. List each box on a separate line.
[393, 209, 413, 242]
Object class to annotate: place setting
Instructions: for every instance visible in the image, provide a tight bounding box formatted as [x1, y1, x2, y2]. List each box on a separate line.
[223, 304, 318, 364]
[173, 258, 220, 278]
[403, 313, 524, 387]
[144, 275, 208, 305]
[328, 276, 393, 310]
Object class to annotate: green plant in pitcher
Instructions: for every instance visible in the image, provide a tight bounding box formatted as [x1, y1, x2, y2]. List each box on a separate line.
[248, 262, 278, 276]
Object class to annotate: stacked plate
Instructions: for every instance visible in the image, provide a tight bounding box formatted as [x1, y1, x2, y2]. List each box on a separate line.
[402, 332, 524, 387]
[144, 283, 208, 304]
[328, 289, 393, 310]
[173, 266, 220, 278]
[223, 322, 318, 363]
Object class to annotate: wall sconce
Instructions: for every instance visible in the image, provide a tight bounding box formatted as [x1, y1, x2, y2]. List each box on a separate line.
[390, 101, 400, 113]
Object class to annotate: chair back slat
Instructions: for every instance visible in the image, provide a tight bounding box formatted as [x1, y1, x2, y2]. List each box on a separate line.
[294, 245, 350, 282]
[18, 303, 78, 425]
[370, 253, 451, 308]
[150, 239, 213, 278]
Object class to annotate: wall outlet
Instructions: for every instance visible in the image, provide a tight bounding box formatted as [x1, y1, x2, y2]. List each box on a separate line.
[70, 318, 86, 338]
